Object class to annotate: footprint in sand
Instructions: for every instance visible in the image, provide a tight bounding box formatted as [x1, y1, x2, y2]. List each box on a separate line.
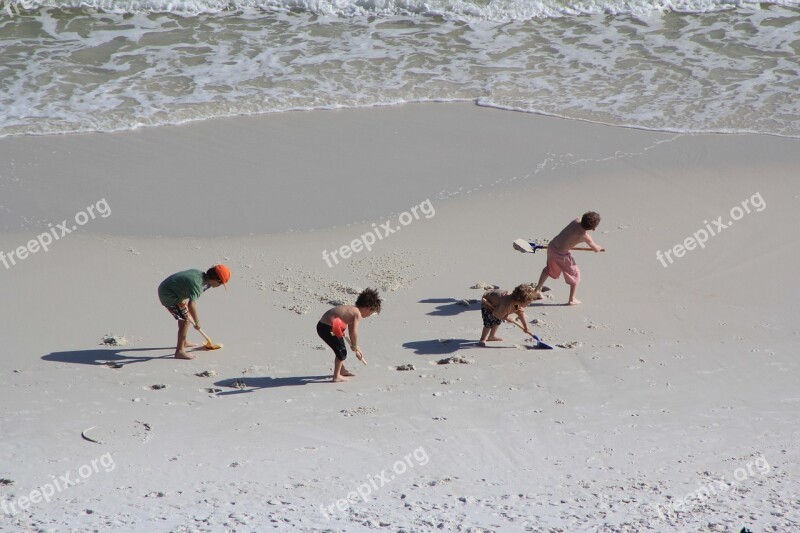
[437, 356, 473, 365]
[556, 341, 583, 349]
[81, 421, 152, 445]
[100, 335, 128, 346]
[340, 407, 378, 416]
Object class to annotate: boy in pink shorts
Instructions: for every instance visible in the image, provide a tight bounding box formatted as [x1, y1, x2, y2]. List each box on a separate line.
[533, 212, 605, 305]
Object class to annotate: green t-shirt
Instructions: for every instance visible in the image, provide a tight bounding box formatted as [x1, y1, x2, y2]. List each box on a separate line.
[158, 269, 205, 306]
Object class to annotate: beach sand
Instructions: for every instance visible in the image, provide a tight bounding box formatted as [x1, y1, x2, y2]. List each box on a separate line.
[1, 103, 798, 531]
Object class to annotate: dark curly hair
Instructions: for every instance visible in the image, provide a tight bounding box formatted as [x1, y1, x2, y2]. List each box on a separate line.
[581, 211, 601, 230]
[355, 288, 382, 313]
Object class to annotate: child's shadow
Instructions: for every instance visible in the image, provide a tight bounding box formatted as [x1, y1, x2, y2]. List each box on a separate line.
[213, 375, 330, 396]
[402, 338, 480, 355]
[42, 347, 173, 367]
[419, 298, 477, 317]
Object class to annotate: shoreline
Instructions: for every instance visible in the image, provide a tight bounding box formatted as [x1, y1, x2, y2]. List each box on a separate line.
[3, 102, 799, 239]
[6, 98, 800, 143]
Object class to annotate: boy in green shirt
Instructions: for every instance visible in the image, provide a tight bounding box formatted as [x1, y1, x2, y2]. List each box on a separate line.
[158, 265, 231, 359]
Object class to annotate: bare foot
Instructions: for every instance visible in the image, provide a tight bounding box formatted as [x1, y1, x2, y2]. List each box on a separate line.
[183, 341, 200, 348]
[332, 375, 349, 382]
[341, 368, 356, 377]
[531, 290, 544, 301]
[486, 336, 504, 342]
[175, 351, 196, 360]
[478, 340, 487, 347]
[568, 299, 582, 305]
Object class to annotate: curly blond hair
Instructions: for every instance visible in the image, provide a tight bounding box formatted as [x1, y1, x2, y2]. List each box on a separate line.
[510, 284, 536, 304]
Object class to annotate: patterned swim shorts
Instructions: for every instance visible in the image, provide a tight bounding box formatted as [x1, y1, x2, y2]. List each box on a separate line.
[481, 305, 502, 328]
[165, 302, 189, 321]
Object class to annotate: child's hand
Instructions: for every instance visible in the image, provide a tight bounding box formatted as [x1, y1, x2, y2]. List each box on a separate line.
[355, 349, 368, 365]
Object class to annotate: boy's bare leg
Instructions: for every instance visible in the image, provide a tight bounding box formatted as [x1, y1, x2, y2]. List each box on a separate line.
[486, 324, 503, 342]
[333, 358, 349, 382]
[532, 268, 549, 299]
[175, 320, 196, 359]
[568, 283, 581, 305]
[479, 326, 490, 346]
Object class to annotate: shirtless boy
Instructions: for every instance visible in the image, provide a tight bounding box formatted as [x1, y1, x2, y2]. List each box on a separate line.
[533, 212, 604, 305]
[317, 288, 381, 383]
[479, 284, 536, 346]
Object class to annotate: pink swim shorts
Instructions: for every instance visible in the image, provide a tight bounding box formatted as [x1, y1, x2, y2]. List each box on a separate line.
[546, 247, 580, 286]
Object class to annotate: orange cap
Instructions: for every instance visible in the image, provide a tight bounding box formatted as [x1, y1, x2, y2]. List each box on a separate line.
[213, 264, 231, 287]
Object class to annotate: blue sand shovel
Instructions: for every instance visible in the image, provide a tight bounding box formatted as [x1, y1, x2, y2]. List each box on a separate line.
[531, 335, 554, 350]
[484, 296, 554, 349]
[506, 318, 554, 349]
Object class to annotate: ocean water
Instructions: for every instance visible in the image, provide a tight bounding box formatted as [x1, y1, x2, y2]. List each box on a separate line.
[0, 0, 798, 138]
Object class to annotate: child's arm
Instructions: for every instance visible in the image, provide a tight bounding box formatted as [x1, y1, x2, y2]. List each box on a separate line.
[584, 233, 605, 252]
[348, 315, 367, 364]
[187, 300, 202, 329]
[348, 314, 359, 349]
[513, 309, 532, 335]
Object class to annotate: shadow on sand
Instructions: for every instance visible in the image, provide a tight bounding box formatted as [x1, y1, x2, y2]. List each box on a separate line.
[213, 375, 331, 396]
[42, 347, 174, 367]
[402, 338, 487, 355]
[418, 298, 477, 317]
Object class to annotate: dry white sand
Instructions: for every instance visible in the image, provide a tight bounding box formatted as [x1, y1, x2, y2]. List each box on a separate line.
[1, 103, 799, 532]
